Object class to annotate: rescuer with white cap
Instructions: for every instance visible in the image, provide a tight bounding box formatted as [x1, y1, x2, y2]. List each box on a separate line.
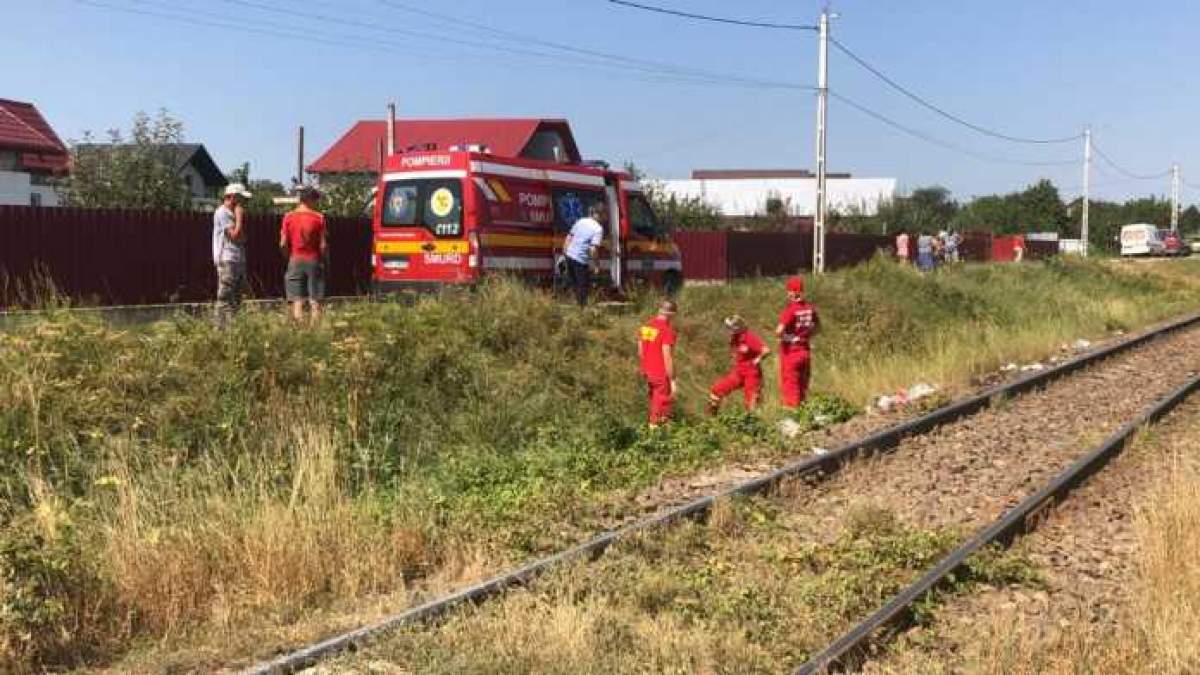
[212, 182, 253, 325]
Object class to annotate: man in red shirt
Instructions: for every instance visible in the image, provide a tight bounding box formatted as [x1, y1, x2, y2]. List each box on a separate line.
[707, 315, 769, 414]
[280, 185, 328, 325]
[638, 300, 678, 426]
[775, 276, 820, 407]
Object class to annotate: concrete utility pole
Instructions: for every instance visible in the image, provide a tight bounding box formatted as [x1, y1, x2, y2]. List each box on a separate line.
[1081, 126, 1091, 257]
[387, 102, 397, 156]
[1171, 163, 1180, 232]
[296, 125, 305, 187]
[812, 5, 830, 275]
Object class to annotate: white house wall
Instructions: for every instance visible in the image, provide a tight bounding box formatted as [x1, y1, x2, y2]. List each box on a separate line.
[657, 177, 897, 217]
[0, 170, 60, 207]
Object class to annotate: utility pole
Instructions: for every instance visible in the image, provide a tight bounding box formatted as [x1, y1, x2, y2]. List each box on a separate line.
[1081, 126, 1091, 257]
[812, 5, 830, 275]
[387, 102, 397, 157]
[1171, 163, 1180, 232]
[296, 125, 305, 188]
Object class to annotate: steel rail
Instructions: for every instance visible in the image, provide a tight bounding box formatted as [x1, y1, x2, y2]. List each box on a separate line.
[239, 310, 1200, 674]
[795, 373, 1200, 674]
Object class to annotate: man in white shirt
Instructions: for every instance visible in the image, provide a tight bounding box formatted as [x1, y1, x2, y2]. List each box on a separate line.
[213, 183, 251, 325]
[562, 202, 606, 307]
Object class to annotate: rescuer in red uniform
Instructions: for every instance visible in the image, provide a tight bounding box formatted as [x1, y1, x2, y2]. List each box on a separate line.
[707, 315, 769, 414]
[638, 300, 678, 426]
[776, 276, 820, 407]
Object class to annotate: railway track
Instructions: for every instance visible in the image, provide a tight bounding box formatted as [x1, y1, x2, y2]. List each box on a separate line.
[230, 310, 1200, 674]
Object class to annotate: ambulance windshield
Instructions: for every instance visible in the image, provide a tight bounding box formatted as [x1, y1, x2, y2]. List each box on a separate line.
[381, 178, 463, 237]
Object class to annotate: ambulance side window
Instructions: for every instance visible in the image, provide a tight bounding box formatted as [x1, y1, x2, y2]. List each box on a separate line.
[552, 188, 606, 233]
[628, 195, 664, 239]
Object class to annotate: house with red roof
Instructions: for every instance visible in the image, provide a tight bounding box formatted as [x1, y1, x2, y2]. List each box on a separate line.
[307, 118, 582, 179]
[0, 99, 69, 207]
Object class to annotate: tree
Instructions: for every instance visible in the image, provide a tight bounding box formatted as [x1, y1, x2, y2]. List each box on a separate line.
[319, 174, 376, 218]
[836, 185, 958, 234]
[623, 161, 722, 231]
[227, 162, 288, 214]
[60, 110, 193, 210]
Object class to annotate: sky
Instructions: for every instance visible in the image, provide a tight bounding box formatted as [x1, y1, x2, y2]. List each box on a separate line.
[4, 0, 1199, 204]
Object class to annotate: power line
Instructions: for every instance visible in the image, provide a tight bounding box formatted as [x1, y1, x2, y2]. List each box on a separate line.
[604, 0, 816, 31]
[373, 0, 804, 88]
[75, 0, 814, 92]
[224, 0, 804, 90]
[1090, 141, 1171, 180]
[830, 91, 1078, 167]
[830, 37, 1082, 145]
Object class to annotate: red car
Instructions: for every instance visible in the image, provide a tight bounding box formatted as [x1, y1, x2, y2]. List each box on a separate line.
[1159, 230, 1189, 256]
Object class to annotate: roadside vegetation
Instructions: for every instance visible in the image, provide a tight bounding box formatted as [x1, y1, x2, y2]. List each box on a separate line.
[2, 257, 1199, 672]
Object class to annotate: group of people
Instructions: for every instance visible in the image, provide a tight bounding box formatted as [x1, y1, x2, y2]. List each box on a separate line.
[894, 230, 961, 272]
[636, 276, 819, 425]
[211, 182, 328, 326]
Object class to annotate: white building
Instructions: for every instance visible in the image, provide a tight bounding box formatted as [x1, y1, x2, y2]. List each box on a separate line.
[0, 98, 69, 207]
[657, 169, 897, 217]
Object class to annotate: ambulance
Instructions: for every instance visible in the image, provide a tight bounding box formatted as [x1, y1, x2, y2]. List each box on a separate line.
[370, 148, 683, 295]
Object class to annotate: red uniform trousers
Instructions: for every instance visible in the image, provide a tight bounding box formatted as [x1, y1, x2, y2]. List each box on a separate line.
[780, 348, 811, 407]
[644, 374, 674, 424]
[710, 365, 763, 409]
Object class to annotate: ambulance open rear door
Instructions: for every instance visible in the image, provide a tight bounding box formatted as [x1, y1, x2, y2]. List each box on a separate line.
[605, 178, 622, 289]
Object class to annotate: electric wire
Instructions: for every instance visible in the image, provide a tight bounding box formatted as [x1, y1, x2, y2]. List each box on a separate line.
[74, 0, 815, 92]
[830, 91, 1078, 167]
[372, 0, 805, 89]
[219, 0, 806, 90]
[1090, 141, 1171, 180]
[830, 37, 1082, 145]
[604, 0, 816, 31]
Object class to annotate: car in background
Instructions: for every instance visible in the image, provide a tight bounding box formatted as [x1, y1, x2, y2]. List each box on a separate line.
[1159, 230, 1189, 256]
[1120, 223, 1163, 256]
[1189, 236, 1200, 254]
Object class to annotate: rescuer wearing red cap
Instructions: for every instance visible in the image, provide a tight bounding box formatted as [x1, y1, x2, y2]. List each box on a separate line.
[638, 300, 678, 425]
[775, 276, 820, 407]
[707, 315, 769, 414]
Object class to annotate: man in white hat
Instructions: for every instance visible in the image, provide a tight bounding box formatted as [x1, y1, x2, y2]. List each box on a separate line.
[213, 182, 252, 324]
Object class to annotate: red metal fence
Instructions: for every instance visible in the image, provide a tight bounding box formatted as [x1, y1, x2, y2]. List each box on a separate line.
[0, 205, 1055, 308]
[675, 230, 892, 280]
[0, 206, 372, 307]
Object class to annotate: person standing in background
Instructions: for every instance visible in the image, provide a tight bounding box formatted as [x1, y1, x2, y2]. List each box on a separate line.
[212, 183, 252, 326]
[280, 185, 328, 325]
[916, 232, 935, 272]
[895, 230, 911, 264]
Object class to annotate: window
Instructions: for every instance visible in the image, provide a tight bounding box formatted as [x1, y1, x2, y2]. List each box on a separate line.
[0, 151, 18, 171]
[628, 194, 664, 238]
[29, 192, 42, 207]
[381, 178, 463, 237]
[552, 188, 607, 233]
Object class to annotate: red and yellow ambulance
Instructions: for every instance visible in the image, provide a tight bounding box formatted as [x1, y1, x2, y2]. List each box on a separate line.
[370, 149, 683, 295]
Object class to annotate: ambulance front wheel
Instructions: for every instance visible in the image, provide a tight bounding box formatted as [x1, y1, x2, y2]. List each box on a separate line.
[663, 272, 682, 297]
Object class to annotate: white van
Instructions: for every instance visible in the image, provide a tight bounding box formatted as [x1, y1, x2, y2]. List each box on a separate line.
[1120, 223, 1164, 257]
